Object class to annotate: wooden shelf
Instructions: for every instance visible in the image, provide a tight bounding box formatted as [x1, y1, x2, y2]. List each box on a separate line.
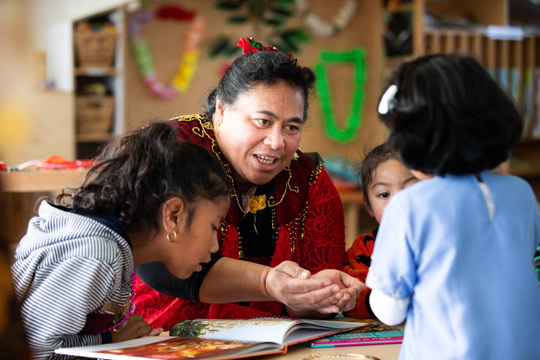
[0, 170, 87, 193]
[76, 133, 114, 143]
[72, 9, 125, 159]
[74, 67, 121, 76]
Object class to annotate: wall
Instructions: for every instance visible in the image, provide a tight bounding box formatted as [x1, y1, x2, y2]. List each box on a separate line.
[0, 0, 137, 167]
[122, 0, 388, 163]
[0, 0, 73, 166]
[28, 0, 135, 51]
[9, 0, 388, 167]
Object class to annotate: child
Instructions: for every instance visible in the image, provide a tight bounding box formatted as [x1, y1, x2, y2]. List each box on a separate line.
[11, 122, 231, 359]
[366, 54, 540, 359]
[344, 143, 418, 319]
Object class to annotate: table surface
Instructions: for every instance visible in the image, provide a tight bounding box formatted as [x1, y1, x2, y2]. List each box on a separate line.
[0, 170, 87, 193]
[0, 170, 364, 202]
[259, 342, 401, 360]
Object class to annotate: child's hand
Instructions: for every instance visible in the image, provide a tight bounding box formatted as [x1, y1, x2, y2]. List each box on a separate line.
[110, 314, 161, 343]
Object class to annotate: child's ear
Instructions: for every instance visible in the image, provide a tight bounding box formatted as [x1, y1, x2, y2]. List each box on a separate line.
[162, 197, 185, 232]
[364, 195, 375, 218]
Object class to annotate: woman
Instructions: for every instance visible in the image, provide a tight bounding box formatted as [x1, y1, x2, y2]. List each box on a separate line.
[135, 37, 362, 329]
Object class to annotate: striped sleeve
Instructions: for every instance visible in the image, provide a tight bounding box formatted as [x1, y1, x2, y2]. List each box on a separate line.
[20, 256, 118, 359]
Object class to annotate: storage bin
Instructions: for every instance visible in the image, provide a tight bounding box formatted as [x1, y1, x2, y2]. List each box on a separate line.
[76, 96, 115, 135]
[75, 32, 117, 68]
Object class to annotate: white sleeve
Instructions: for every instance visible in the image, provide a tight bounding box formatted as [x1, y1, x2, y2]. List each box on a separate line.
[369, 288, 409, 326]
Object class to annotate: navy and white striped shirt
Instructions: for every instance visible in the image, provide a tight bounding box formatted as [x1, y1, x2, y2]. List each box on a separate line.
[11, 201, 133, 359]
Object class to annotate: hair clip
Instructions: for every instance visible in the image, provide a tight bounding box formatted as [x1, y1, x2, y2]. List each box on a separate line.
[236, 36, 293, 59]
[378, 84, 398, 115]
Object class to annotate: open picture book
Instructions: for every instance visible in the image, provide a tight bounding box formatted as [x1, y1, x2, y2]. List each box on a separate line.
[55, 318, 367, 360]
[309, 318, 404, 347]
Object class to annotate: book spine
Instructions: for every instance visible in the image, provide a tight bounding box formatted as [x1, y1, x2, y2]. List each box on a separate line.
[311, 337, 403, 347]
[311, 337, 403, 348]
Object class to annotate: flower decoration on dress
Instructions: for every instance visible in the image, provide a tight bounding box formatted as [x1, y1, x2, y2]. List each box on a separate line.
[377, 84, 398, 115]
[249, 195, 267, 214]
[236, 36, 293, 59]
[249, 194, 267, 235]
[295, 0, 358, 37]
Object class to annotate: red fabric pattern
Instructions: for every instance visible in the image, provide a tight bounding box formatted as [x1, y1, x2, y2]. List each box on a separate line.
[296, 168, 346, 273]
[133, 115, 346, 329]
[343, 231, 376, 319]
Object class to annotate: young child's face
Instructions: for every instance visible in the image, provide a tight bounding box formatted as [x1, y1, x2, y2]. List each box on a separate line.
[167, 195, 230, 279]
[365, 158, 418, 224]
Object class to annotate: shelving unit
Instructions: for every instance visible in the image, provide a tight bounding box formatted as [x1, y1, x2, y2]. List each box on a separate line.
[383, 0, 540, 197]
[73, 9, 126, 159]
[46, 6, 126, 160]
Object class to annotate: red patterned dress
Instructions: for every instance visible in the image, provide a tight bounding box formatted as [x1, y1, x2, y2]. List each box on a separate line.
[133, 114, 346, 329]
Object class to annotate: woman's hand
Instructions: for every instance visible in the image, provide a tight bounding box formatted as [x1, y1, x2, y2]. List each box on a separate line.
[264, 261, 364, 317]
[110, 314, 162, 343]
[309, 269, 364, 312]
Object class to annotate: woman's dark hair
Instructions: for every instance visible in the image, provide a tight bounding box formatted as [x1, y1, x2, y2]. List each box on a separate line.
[378, 53, 522, 175]
[204, 50, 316, 122]
[58, 122, 229, 234]
[360, 143, 399, 208]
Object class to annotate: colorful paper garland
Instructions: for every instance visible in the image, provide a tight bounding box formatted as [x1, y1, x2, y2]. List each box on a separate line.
[128, 5, 204, 100]
[315, 49, 366, 142]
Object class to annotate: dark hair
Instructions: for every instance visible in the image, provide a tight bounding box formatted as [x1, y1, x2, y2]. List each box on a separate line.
[58, 122, 229, 234]
[378, 53, 522, 175]
[204, 51, 316, 122]
[360, 143, 398, 208]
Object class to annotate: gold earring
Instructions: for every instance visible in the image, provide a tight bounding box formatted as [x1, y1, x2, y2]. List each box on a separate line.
[167, 230, 177, 242]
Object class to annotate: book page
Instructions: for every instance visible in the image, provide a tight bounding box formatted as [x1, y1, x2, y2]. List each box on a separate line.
[283, 319, 368, 345]
[170, 318, 366, 346]
[171, 319, 296, 345]
[55, 336, 285, 360]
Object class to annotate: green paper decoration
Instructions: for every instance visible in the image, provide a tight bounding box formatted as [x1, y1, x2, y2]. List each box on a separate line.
[131, 38, 154, 77]
[315, 49, 366, 142]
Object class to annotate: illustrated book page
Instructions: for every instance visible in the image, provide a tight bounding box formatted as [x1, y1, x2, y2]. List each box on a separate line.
[169, 318, 367, 346]
[55, 318, 367, 360]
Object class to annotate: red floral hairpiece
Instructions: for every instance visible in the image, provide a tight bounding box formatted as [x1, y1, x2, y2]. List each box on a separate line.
[236, 36, 293, 59]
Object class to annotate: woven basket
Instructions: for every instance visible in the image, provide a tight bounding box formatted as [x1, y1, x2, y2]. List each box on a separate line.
[75, 32, 117, 68]
[76, 96, 115, 135]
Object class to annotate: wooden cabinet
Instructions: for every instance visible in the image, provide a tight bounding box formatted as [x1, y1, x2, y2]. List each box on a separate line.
[46, 7, 126, 160]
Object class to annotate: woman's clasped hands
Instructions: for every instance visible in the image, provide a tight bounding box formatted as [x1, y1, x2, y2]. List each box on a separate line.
[265, 261, 364, 317]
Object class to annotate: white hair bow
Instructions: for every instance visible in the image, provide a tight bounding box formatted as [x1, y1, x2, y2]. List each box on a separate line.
[377, 84, 398, 115]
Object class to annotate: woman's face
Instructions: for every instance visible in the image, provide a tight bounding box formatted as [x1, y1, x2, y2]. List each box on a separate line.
[213, 80, 305, 188]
